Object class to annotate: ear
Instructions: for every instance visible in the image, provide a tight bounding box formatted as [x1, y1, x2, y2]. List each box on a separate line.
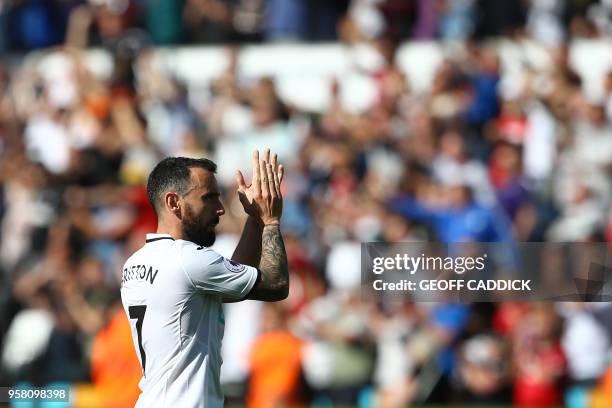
[164, 192, 182, 219]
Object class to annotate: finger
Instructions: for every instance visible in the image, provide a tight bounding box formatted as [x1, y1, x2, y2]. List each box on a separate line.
[278, 164, 284, 185]
[238, 190, 251, 207]
[271, 152, 278, 171]
[236, 170, 247, 192]
[263, 148, 270, 163]
[252, 150, 261, 196]
[266, 163, 276, 198]
[260, 159, 269, 199]
[272, 164, 281, 197]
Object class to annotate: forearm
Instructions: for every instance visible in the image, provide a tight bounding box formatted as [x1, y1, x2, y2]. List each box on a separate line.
[232, 216, 263, 267]
[255, 224, 289, 301]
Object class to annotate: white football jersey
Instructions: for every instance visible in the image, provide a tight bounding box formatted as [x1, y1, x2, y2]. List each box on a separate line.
[120, 233, 259, 408]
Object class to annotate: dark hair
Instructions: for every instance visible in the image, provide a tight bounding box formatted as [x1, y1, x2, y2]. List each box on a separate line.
[147, 157, 217, 214]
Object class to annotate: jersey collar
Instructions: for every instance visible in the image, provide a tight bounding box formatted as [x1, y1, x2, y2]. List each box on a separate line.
[145, 233, 175, 243]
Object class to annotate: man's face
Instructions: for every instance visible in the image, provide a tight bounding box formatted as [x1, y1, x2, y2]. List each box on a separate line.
[179, 168, 225, 247]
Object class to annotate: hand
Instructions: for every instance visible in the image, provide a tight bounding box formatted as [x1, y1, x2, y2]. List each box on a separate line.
[236, 149, 284, 225]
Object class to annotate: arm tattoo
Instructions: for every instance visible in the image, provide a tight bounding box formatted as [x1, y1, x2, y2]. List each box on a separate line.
[258, 224, 289, 297]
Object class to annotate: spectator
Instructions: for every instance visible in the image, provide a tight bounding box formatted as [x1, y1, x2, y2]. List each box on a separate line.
[73, 301, 142, 408]
[512, 304, 565, 407]
[456, 334, 511, 404]
[263, 0, 308, 41]
[388, 184, 514, 243]
[247, 303, 304, 408]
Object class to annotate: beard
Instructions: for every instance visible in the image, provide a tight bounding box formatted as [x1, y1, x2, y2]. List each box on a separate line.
[182, 204, 218, 247]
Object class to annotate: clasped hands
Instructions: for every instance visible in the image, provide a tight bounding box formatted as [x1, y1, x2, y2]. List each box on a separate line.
[236, 149, 284, 226]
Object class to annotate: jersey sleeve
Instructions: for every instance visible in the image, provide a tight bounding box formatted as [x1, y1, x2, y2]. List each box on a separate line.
[178, 241, 259, 300]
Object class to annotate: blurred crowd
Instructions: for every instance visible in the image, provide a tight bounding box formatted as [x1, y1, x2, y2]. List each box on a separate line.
[1, 0, 612, 408]
[4, 0, 612, 51]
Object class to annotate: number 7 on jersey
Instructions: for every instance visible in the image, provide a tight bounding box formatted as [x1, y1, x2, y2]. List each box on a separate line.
[128, 305, 147, 376]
